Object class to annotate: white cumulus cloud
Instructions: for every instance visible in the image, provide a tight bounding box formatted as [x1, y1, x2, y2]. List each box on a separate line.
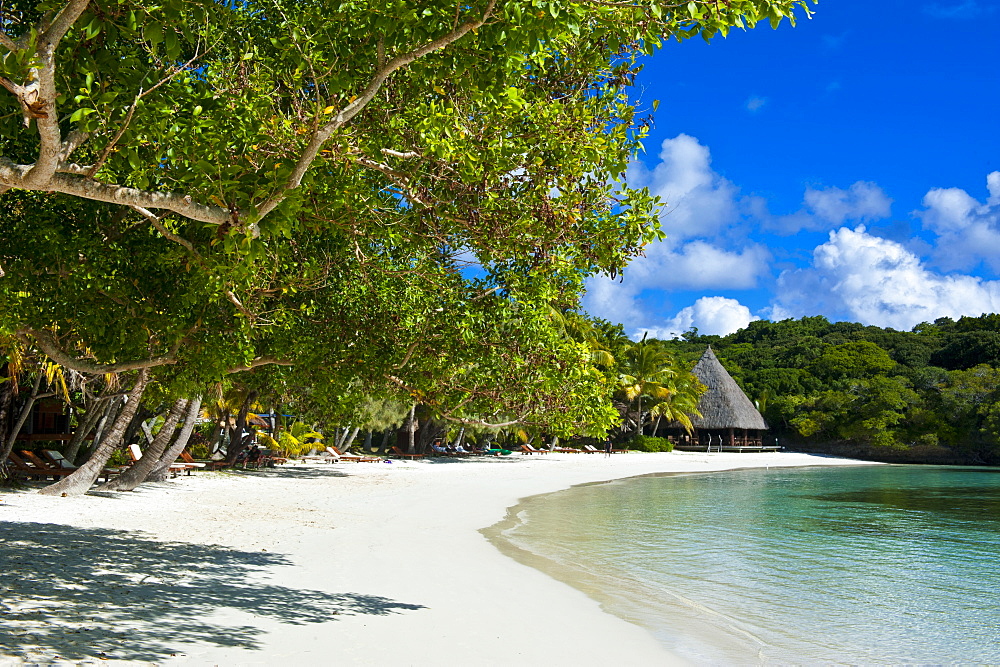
[771, 226, 1000, 330]
[917, 171, 1000, 272]
[768, 181, 892, 234]
[581, 240, 769, 331]
[627, 134, 740, 240]
[637, 297, 760, 340]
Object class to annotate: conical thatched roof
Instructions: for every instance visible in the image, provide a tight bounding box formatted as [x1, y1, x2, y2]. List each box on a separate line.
[691, 347, 768, 430]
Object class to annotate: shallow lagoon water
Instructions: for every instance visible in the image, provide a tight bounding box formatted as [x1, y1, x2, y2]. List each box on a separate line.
[491, 465, 1000, 664]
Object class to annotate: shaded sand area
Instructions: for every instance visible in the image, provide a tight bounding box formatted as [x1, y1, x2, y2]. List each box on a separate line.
[0, 451, 870, 665]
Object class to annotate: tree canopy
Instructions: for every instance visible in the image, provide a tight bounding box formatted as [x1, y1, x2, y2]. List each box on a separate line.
[0, 0, 814, 436]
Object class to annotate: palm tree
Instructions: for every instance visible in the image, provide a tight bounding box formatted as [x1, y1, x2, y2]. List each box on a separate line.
[258, 421, 324, 457]
[646, 373, 704, 435]
[619, 338, 678, 440]
[619, 337, 706, 440]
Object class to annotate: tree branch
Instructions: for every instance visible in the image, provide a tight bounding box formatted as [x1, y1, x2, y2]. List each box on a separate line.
[19, 0, 92, 187]
[18, 328, 178, 374]
[0, 167, 232, 223]
[43, 0, 91, 47]
[58, 130, 90, 161]
[226, 356, 295, 374]
[354, 155, 431, 207]
[255, 0, 497, 219]
[132, 205, 255, 319]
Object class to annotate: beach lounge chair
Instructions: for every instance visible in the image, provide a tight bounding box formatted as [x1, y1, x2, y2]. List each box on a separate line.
[40, 449, 123, 479]
[179, 449, 229, 469]
[582, 445, 601, 454]
[129, 444, 191, 476]
[391, 446, 425, 459]
[260, 449, 288, 465]
[328, 446, 379, 463]
[300, 448, 335, 463]
[520, 443, 550, 455]
[176, 450, 212, 469]
[7, 451, 74, 481]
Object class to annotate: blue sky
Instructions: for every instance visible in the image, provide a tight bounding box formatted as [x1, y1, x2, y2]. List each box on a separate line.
[582, 0, 1000, 338]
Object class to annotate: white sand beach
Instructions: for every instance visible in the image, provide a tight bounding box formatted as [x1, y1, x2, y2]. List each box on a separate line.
[1, 451, 871, 665]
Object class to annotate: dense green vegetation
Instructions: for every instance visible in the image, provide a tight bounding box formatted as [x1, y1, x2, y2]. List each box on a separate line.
[0, 0, 813, 493]
[658, 315, 1000, 464]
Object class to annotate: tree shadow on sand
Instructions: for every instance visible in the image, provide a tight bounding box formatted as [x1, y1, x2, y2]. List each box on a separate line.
[0, 521, 425, 662]
[231, 465, 352, 479]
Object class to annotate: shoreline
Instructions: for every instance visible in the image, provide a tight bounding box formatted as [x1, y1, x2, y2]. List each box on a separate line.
[1, 451, 874, 665]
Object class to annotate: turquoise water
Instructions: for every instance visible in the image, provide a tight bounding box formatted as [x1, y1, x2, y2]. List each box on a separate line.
[493, 465, 1000, 664]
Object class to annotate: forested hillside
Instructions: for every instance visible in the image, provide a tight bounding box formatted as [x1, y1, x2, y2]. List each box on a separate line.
[658, 315, 1000, 464]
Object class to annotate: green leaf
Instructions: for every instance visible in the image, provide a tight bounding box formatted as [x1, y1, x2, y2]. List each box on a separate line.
[68, 108, 95, 122]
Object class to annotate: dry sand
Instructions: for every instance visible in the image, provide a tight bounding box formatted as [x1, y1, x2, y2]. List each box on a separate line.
[0, 451, 871, 665]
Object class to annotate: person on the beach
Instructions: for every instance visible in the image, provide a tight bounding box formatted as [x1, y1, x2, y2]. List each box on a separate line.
[604, 440, 612, 457]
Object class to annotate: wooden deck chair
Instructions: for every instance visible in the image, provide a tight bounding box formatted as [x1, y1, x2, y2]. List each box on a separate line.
[390, 446, 425, 459]
[37, 450, 122, 481]
[582, 445, 601, 453]
[177, 450, 209, 468]
[520, 443, 550, 455]
[179, 449, 230, 470]
[7, 451, 74, 481]
[129, 444, 191, 476]
[328, 445, 379, 462]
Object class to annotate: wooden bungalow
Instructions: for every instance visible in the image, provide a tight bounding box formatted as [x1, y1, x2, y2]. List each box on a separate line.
[657, 346, 778, 452]
[15, 397, 72, 442]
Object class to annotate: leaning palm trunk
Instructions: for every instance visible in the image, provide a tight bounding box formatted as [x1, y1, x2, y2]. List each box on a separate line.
[82, 396, 123, 463]
[98, 398, 188, 492]
[39, 369, 150, 497]
[147, 397, 202, 482]
[64, 395, 112, 464]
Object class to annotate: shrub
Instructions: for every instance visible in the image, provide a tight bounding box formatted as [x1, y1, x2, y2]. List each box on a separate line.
[630, 435, 674, 452]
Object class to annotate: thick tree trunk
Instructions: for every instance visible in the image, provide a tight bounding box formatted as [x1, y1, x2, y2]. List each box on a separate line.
[548, 435, 558, 451]
[38, 369, 150, 496]
[64, 395, 111, 464]
[225, 391, 257, 464]
[362, 430, 373, 453]
[98, 398, 188, 492]
[379, 430, 391, 454]
[148, 396, 202, 482]
[406, 405, 417, 454]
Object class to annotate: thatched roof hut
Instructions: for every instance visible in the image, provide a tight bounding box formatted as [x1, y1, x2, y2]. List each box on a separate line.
[690, 346, 767, 431]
